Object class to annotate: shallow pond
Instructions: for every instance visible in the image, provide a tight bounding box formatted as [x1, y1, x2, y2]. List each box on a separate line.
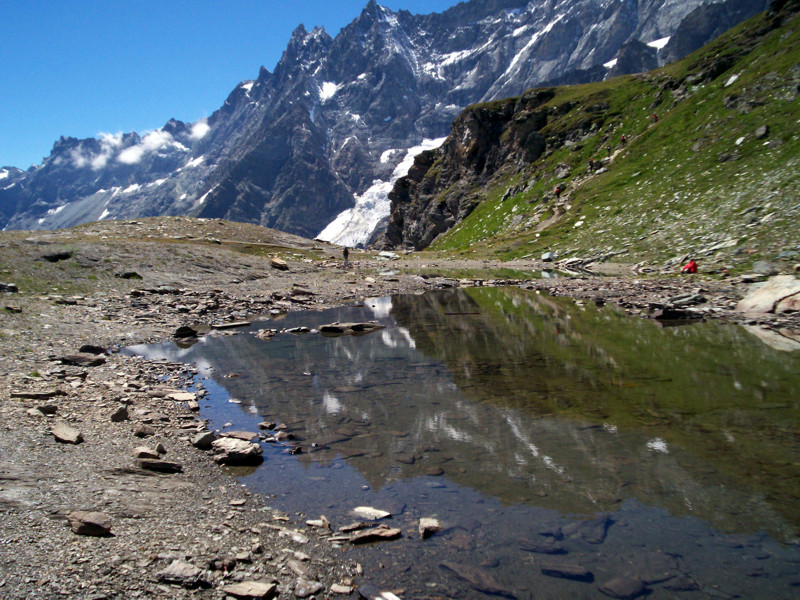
[127, 287, 800, 599]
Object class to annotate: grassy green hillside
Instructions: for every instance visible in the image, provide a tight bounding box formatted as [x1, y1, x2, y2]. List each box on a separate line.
[427, 3, 800, 272]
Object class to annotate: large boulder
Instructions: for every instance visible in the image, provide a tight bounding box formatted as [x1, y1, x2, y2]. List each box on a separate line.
[736, 275, 800, 314]
[211, 437, 263, 465]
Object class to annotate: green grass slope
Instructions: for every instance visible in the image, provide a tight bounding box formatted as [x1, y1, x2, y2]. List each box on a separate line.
[427, 1, 800, 273]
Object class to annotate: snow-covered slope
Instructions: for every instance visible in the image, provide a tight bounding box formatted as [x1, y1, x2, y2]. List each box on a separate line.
[317, 137, 446, 246]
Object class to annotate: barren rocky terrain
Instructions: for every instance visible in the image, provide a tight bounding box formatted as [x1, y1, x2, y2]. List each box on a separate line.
[0, 217, 797, 599]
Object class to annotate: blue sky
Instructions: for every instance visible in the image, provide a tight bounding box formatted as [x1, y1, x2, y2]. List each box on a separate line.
[0, 0, 460, 170]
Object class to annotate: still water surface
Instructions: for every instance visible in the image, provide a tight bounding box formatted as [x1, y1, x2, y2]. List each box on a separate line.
[127, 287, 800, 599]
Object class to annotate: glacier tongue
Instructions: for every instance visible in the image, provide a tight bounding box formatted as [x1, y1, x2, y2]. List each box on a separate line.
[317, 137, 446, 247]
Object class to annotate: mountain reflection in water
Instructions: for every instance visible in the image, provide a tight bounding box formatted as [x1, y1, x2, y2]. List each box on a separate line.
[126, 287, 800, 599]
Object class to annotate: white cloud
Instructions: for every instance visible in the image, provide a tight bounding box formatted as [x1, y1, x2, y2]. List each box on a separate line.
[190, 119, 210, 140]
[117, 129, 175, 165]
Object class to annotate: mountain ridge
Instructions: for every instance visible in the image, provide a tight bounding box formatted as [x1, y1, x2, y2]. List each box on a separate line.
[378, 0, 799, 273]
[1, 0, 769, 245]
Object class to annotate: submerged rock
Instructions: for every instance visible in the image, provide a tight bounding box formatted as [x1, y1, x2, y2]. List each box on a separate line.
[599, 577, 647, 599]
[440, 561, 516, 597]
[419, 517, 442, 539]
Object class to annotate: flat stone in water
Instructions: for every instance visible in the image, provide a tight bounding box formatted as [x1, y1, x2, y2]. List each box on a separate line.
[540, 562, 594, 582]
[440, 561, 515, 597]
[599, 577, 647, 599]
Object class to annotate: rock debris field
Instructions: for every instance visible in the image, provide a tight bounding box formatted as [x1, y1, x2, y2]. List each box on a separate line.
[0, 217, 797, 599]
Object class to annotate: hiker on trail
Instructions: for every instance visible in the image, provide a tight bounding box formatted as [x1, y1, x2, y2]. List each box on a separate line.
[621, 133, 627, 145]
[554, 185, 562, 199]
[606, 145, 612, 157]
[342, 246, 349, 268]
[588, 158, 595, 171]
[652, 113, 659, 123]
[681, 259, 698, 274]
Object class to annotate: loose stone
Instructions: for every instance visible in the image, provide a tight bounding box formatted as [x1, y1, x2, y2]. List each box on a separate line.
[67, 511, 112, 536]
[138, 458, 183, 473]
[349, 524, 402, 544]
[419, 517, 442, 539]
[221, 580, 278, 599]
[110, 405, 129, 422]
[211, 437, 264, 465]
[156, 559, 210, 588]
[52, 423, 83, 444]
[192, 431, 217, 449]
[295, 579, 324, 598]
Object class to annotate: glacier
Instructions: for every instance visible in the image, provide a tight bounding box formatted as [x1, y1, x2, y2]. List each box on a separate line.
[317, 137, 446, 247]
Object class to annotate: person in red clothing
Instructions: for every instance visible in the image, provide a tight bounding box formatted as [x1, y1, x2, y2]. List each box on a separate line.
[681, 259, 698, 274]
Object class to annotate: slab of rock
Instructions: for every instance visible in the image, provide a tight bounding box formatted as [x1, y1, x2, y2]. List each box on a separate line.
[599, 577, 647, 599]
[419, 517, 442, 539]
[11, 389, 63, 400]
[349, 524, 402, 545]
[221, 430, 259, 441]
[353, 506, 391, 520]
[221, 580, 277, 599]
[134, 424, 156, 438]
[519, 536, 565, 554]
[60, 353, 106, 367]
[132, 446, 160, 459]
[110, 405, 129, 422]
[270, 257, 289, 271]
[540, 562, 594, 582]
[67, 511, 112, 536]
[52, 423, 83, 444]
[156, 559, 209, 588]
[139, 459, 183, 473]
[192, 431, 216, 449]
[168, 391, 197, 402]
[440, 561, 515, 597]
[211, 437, 263, 465]
[737, 275, 800, 314]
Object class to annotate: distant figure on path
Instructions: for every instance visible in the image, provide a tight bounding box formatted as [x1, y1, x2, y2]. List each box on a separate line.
[652, 113, 659, 123]
[681, 259, 698, 274]
[342, 246, 350, 268]
[554, 185, 562, 199]
[621, 133, 627, 145]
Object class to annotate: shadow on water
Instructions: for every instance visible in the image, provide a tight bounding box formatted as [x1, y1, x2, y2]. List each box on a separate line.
[126, 287, 800, 599]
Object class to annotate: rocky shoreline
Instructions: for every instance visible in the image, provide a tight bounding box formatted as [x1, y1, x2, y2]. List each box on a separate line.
[1, 218, 797, 599]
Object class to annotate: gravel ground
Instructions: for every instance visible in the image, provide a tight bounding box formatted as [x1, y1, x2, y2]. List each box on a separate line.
[0, 217, 797, 600]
